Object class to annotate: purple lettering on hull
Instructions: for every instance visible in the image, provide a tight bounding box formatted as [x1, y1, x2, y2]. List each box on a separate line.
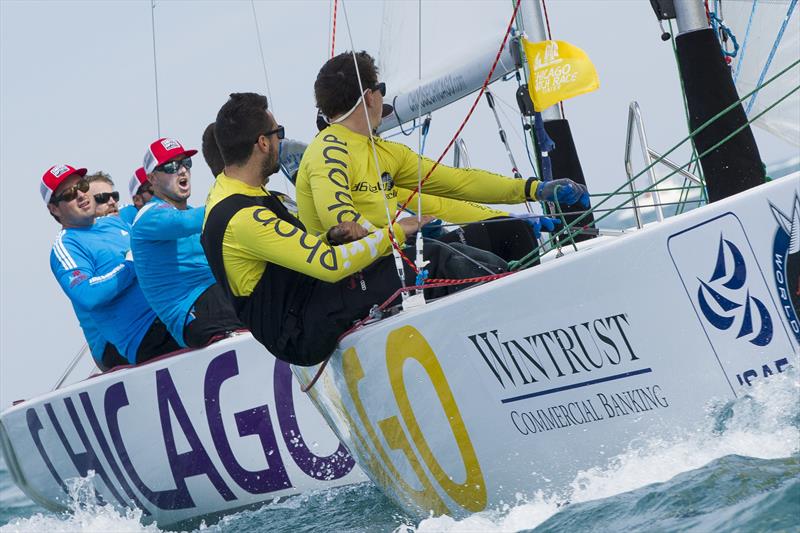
[61, 397, 129, 507]
[43, 401, 112, 505]
[27, 407, 68, 495]
[274, 360, 355, 480]
[205, 350, 292, 494]
[156, 368, 236, 503]
[105, 381, 196, 510]
[78, 392, 150, 515]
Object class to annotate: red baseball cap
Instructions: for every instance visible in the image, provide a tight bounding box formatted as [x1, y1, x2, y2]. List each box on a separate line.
[143, 138, 198, 174]
[128, 167, 148, 199]
[40, 164, 87, 204]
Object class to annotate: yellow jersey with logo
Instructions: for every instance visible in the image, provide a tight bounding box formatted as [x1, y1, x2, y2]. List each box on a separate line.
[296, 124, 532, 236]
[203, 172, 406, 297]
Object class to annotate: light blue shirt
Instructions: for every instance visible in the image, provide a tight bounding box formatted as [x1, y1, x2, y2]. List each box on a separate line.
[131, 197, 215, 347]
[50, 216, 157, 364]
[119, 204, 138, 225]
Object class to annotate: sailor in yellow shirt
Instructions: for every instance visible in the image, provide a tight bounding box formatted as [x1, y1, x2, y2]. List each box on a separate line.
[202, 93, 507, 366]
[296, 51, 589, 260]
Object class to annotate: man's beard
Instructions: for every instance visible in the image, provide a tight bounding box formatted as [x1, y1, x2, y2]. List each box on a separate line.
[260, 149, 280, 186]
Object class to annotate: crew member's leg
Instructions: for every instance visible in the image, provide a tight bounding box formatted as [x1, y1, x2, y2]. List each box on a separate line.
[98, 343, 128, 372]
[136, 317, 182, 364]
[183, 283, 245, 348]
[440, 217, 537, 262]
[288, 241, 506, 366]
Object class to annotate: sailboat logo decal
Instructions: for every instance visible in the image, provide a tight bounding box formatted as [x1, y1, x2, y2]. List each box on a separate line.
[697, 234, 773, 346]
[770, 194, 800, 343]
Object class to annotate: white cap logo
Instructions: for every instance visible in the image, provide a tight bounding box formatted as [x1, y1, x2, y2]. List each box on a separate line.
[50, 164, 70, 178]
[161, 138, 181, 151]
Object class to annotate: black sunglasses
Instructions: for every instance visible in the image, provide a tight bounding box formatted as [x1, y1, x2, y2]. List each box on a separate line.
[94, 191, 120, 204]
[137, 183, 154, 196]
[373, 82, 386, 96]
[258, 125, 285, 143]
[155, 157, 193, 174]
[51, 178, 90, 204]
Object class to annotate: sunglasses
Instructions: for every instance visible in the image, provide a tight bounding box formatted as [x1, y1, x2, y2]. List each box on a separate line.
[155, 157, 193, 174]
[51, 178, 90, 204]
[373, 82, 386, 96]
[258, 125, 285, 143]
[94, 191, 120, 204]
[137, 184, 153, 196]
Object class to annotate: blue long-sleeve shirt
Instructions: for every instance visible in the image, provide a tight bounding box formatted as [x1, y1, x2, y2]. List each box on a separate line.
[50, 216, 157, 364]
[119, 205, 138, 225]
[131, 198, 215, 347]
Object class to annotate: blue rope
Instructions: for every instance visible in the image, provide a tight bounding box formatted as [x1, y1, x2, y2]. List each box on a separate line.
[708, 11, 740, 58]
[532, 112, 555, 182]
[734, 0, 759, 83]
[746, 0, 797, 115]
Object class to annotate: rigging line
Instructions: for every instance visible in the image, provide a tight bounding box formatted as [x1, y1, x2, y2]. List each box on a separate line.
[331, 0, 338, 58]
[745, 0, 797, 115]
[149, 0, 161, 137]
[539, 0, 564, 118]
[733, 0, 759, 83]
[392, 0, 524, 226]
[250, 0, 274, 109]
[513, 78, 800, 270]
[415, 0, 425, 283]
[340, 0, 415, 282]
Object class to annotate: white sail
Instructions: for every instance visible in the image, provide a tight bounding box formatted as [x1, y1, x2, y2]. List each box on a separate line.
[725, 0, 800, 146]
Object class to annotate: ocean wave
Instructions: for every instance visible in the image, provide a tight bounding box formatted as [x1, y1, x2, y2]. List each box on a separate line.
[407, 369, 800, 532]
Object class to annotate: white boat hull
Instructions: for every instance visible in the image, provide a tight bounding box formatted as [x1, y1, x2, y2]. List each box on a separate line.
[0, 334, 366, 527]
[293, 176, 800, 517]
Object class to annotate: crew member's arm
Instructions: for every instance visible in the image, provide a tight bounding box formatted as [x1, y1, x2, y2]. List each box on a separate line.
[132, 203, 205, 240]
[391, 140, 539, 203]
[51, 241, 137, 311]
[229, 207, 406, 283]
[405, 188, 509, 223]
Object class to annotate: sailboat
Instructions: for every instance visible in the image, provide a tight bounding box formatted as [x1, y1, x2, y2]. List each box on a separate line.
[1, 0, 797, 528]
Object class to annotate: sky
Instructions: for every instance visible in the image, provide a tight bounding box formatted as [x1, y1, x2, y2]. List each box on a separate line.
[1, 0, 796, 408]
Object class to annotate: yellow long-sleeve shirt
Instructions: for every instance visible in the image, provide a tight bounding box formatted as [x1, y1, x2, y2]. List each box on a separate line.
[296, 124, 534, 236]
[203, 172, 405, 297]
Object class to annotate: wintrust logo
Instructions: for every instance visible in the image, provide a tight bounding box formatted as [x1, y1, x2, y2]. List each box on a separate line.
[697, 235, 773, 346]
[668, 213, 795, 389]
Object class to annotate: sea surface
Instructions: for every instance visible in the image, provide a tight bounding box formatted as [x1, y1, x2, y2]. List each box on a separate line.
[1, 371, 798, 533]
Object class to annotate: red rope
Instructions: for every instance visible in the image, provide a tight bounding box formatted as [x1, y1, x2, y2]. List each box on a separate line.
[300, 271, 514, 392]
[540, 0, 565, 117]
[390, 0, 523, 225]
[331, 0, 338, 58]
[378, 0, 523, 277]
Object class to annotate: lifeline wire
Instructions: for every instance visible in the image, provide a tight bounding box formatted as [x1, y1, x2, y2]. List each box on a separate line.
[150, 0, 161, 137]
[250, 0, 274, 109]
[512, 62, 800, 271]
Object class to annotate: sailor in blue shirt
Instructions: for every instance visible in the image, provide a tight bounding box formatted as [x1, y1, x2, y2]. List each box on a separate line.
[132, 138, 242, 348]
[43, 164, 181, 369]
[119, 167, 152, 225]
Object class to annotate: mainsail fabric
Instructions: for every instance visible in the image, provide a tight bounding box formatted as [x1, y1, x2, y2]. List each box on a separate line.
[725, 0, 799, 146]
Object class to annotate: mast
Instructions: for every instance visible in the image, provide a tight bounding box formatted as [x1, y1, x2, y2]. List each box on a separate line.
[516, 0, 596, 240]
[656, 0, 765, 202]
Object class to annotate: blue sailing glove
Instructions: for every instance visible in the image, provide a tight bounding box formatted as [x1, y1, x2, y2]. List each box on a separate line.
[421, 218, 445, 239]
[510, 214, 561, 239]
[536, 178, 590, 208]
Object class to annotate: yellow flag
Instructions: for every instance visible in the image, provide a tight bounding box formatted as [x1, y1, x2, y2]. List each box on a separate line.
[522, 39, 600, 112]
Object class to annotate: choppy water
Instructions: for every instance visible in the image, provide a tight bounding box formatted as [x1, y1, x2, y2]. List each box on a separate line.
[2, 371, 798, 533]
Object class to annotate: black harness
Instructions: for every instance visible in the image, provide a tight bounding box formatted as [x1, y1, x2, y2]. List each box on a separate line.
[201, 193, 317, 362]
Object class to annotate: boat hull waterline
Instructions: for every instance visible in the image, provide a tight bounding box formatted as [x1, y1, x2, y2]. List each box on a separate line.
[0, 335, 367, 527]
[293, 176, 800, 518]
